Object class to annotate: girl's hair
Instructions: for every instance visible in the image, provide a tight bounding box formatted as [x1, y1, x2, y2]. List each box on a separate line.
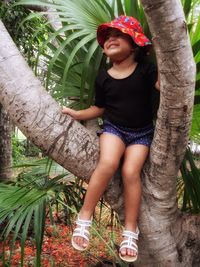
[134, 46, 149, 63]
[130, 38, 149, 63]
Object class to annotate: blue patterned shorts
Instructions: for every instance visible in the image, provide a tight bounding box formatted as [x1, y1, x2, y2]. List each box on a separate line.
[98, 120, 154, 147]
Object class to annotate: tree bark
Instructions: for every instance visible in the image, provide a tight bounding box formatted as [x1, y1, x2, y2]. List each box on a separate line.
[0, 103, 12, 181]
[137, 1, 197, 266]
[0, 0, 198, 264]
[0, 20, 99, 181]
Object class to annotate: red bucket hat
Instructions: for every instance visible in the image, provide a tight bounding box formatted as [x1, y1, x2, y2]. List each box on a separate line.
[97, 15, 152, 48]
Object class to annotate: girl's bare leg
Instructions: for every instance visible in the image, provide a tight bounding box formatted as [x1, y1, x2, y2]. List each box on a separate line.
[120, 144, 149, 257]
[73, 133, 125, 248]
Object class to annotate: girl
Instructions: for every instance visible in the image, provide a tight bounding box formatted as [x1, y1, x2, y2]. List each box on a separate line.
[62, 15, 159, 263]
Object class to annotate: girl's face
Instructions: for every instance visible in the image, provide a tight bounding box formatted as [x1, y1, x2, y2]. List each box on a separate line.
[103, 29, 134, 62]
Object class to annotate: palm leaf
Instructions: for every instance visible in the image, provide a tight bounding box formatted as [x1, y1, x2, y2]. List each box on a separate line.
[124, 0, 139, 18]
[0, 157, 83, 265]
[183, 0, 192, 19]
[20, 207, 34, 266]
[16, 0, 111, 109]
[116, 0, 125, 15]
[34, 201, 46, 267]
[179, 148, 200, 213]
[79, 40, 100, 108]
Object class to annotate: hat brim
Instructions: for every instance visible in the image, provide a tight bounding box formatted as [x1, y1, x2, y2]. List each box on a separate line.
[97, 23, 152, 49]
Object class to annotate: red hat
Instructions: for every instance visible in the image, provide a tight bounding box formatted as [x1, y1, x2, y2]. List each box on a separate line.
[97, 15, 152, 48]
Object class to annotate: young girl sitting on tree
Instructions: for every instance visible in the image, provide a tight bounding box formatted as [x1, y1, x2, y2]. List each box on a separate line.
[62, 15, 159, 263]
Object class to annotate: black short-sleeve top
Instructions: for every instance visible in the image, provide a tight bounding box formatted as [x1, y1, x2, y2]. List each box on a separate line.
[94, 62, 157, 129]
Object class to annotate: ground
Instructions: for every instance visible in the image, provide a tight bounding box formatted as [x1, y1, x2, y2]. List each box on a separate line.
[0, 217, 127, 267]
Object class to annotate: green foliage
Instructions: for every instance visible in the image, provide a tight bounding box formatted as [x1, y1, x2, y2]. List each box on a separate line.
[185, 0, 200, 139]
[191, 102, 200, 139]
[181, 0, 200, 20]
[0, 158, 85, 266]
[15, 0, 150, 110]
[0, 0, 48, 68]
[178, 148, 200, 213]
[22, 140, 41, 157]
[12, 134, 25, 163]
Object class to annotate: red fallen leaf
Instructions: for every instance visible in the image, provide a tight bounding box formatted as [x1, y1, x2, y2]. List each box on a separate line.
[42, 260, 51, 267]
[0, 217, 116, 267]
[24, 247, 34, 254]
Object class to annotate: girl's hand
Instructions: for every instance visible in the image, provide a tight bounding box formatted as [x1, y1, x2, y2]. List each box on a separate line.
[155, 80, 160, 91]
[62, 105, 104, 120]
[62, 106, 79, 119]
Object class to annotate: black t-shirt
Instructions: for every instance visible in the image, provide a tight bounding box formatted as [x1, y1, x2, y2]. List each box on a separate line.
[94, 62, 158, 128]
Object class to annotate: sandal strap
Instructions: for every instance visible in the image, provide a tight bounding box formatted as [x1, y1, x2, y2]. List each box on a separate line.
[120, 240, 138, 252]
[119, 228, 139, 253]
[72, 227, 90, 241]
[122, 228, 139, 240]
[76, 216, 92, 227]
[72, 215, 92, 241]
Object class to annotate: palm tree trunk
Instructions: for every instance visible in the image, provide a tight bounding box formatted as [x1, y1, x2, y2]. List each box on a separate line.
[0, 103, 12, 181]
[136, 1, 197, 266]
[0, 0, 198, 263]
[0, 20, 99, 180]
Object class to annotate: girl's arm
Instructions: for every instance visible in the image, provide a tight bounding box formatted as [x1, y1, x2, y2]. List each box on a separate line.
[155, 67, 160, 90]
[62, 105, 105, 120]
[155, 80, 160, 90]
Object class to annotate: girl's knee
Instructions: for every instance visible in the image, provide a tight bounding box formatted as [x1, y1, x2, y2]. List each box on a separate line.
[98, 158, 119, 174]
[121, 167, 141, 183]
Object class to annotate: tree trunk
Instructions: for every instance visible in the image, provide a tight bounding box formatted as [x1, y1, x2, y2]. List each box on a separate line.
[0, 20, 100, 180]
[0, 0, 198, 264]
[137, 1, 197, 266]
[0, 103, 12, 181]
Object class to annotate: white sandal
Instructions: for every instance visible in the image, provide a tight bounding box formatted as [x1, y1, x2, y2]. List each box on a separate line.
[119, 228, 139, 262]
[71, 215, 92, 251]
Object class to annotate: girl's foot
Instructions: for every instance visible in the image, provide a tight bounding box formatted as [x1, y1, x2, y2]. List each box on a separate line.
[71, 215, 92, 251]
[119, 228, 139, 262]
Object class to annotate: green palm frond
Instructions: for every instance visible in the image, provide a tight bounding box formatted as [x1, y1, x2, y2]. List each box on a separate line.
[16, 0, 148, 110]
[179, 148, 200, 213]
[0, 182, 48, 266]
[0, 157, 84, 265]
[181, 0, 200, 21]
[189, 14, 200, 139]
[16, 0, 114, 109]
